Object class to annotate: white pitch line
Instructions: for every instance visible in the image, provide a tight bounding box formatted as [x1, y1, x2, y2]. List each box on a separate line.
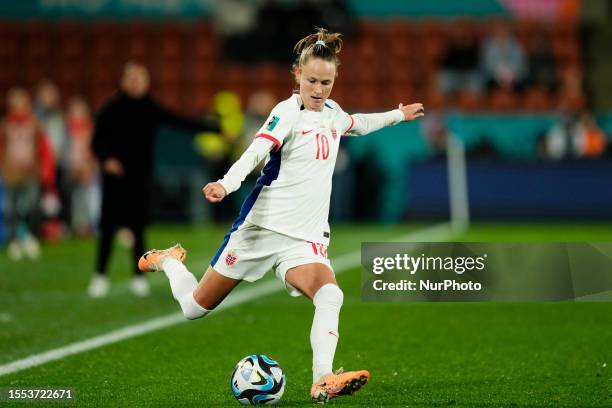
[0, 222, 459, 377]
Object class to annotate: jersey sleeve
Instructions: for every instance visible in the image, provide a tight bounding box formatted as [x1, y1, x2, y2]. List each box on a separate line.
[331, 99, 404, 137]
[255, 101, 298, 150]
[218, 137, 276, 195]
[332, 101, 355, 136]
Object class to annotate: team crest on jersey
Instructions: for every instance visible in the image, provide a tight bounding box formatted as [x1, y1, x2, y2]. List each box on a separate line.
[266, 115, 280, 131]
[225, 250, 238, 267]
[331, 129, 338, 140]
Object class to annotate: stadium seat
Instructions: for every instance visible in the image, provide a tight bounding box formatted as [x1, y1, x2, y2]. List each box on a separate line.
[355, 88, 381, 111]
[191, 37, 217, 62]
[515, 19, 543, 45]
[158, 37, 183, 61]
[0, 65, 18, 92]
[385, 21, 413, 40]
[24, 63, 52, 88]
[356, 21, 380, 39]
[249, 64, 279, 89]
[522, 87, 552, 112]
[552, 37, 581, 66]
[155, 84, 181, 111]
[189, 60, 216, 90]
[24, 29, 52, 61]
[557, 88, 586, 112]
[456, 91, 484, 112]
[189, 88, 214, 113]
[0, 31, 19, 62]
[424, 87, 446, 110]
[90, 31, 119, 61]
[58, 36, 86, 61]
[488, 89, 517, 112]
[388, 36, 412, 60]
[356, 37, 377, 61]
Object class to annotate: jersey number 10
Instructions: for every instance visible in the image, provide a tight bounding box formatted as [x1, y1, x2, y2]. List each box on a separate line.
[315, 133, 330, 160]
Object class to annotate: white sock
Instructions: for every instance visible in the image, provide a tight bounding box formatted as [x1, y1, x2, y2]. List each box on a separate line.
[310, 283, 344, 383]
[162, 257, 209, 320]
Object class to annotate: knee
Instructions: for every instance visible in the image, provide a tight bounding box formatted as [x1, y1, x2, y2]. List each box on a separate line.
[184, 311, 208, 320]
[313, 283, 343, 310]
[180, 293, 211, 320]
[193, 289, 220, 311]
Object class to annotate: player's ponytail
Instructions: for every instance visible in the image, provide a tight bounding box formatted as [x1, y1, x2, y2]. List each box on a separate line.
[293, 28, 343, 70]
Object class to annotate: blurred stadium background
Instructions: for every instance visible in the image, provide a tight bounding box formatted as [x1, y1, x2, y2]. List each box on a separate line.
[1, 1, 611, 407]
[0, 0, 611, 235]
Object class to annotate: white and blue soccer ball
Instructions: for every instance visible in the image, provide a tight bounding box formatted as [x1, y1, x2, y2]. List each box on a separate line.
[230, 354, 286, 405]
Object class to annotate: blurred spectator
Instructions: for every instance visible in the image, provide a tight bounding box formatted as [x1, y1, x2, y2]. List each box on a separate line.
[66, 97, 99, 236]
[213, 0, 257, 37]
[437, 26, 483, 96]
[315, 0, 355, 38]
[557, 66, 586, 112]
[34, 81, 67, 165]
[254, 0, 291, 63]
[421, 110, 449, 157]
[34, 80, 70, 231]
[286, 0, 322, 52]
[218, 0, 353, 64]
[525, 30, 558, 91]
[0, 88, 56, 260]
[542, 111, 607, 160]
[88, 62, 220, 298]
[194, 91, 244, 223]
[480, 22, 527, 91]
[213, 0, 258, 62]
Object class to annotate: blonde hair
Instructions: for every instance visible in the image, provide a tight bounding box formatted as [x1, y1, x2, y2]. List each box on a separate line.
[293, 28, 343, 70]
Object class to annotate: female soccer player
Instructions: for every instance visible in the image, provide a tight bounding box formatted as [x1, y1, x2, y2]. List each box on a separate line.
[139, 28, 424, 403]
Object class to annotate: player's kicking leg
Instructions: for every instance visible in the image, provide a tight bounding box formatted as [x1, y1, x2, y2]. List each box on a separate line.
[284, 263, 370, 404]
[138, 244, 240, 318]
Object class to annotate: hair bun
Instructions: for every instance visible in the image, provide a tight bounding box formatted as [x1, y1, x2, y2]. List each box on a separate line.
[293, 28, 343, 69]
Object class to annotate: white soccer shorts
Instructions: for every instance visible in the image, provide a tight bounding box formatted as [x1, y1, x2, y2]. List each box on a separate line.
[211, 221, 333, 297]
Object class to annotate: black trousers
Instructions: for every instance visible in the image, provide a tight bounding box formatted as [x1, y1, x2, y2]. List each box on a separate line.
[95, 223, 145, 276]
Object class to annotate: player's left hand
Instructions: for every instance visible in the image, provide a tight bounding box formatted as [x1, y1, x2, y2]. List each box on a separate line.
[398, 103, 425, 121]
[203, 182, 227, 203]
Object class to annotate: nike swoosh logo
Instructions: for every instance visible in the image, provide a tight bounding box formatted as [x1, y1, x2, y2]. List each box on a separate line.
[328, 331, 338, 338]
[302, 129, 314, 135]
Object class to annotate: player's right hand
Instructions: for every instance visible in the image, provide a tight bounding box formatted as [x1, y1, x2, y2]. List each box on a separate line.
[203, 182, 227, 203]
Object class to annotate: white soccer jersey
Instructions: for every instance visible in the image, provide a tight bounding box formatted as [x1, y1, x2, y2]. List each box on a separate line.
[218, 93, 404, 248]
[240, 94, 351, 245]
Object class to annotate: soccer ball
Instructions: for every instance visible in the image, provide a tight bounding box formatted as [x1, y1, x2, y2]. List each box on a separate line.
[230, 354, 286, 405]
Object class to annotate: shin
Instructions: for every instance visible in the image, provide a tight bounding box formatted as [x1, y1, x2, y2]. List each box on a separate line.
[310, 283, 344, 383]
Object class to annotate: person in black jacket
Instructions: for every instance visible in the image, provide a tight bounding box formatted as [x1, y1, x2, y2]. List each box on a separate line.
[88, 62, 219, 298]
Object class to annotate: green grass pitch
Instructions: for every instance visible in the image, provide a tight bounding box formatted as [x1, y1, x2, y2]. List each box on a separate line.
[1, 223, 611, 407]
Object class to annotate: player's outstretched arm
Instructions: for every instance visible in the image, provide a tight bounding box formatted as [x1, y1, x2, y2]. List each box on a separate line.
[202, 136, 276, 203]
[344, 102, 425, 137]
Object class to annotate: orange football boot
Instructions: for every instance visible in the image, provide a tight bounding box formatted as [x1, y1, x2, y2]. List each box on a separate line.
[310, 368, 370, 404]
[138, 244, 187, 272]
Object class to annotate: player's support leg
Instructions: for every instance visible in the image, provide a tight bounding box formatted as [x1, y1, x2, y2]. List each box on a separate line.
[138, 244, 240, 319]
[285, 264, 370, 403]
[311, 283, 343, 382]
